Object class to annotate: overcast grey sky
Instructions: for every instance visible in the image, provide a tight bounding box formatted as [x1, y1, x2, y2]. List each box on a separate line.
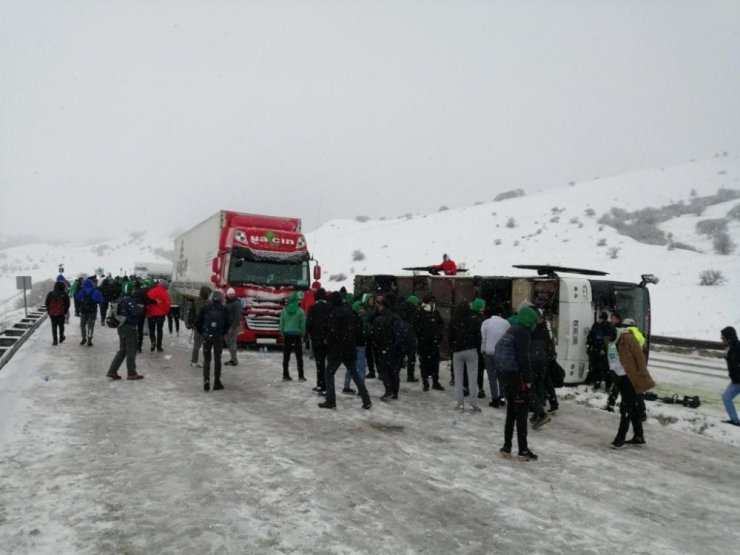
[1, 0, 739, 243]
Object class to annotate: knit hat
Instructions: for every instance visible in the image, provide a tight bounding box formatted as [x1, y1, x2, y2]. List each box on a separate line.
[517, 306, 539, 328]
[351, 301, 362, 313]
[406, 295, 420, 306]
[226, 287, 236, 297]
[470, 297, 486, 313]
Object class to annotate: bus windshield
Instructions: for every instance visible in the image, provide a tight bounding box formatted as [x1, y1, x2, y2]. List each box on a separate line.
[614, 284, 650, 335]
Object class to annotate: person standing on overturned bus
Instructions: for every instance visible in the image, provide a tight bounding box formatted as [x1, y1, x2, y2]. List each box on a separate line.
[433, 253, 458, 276]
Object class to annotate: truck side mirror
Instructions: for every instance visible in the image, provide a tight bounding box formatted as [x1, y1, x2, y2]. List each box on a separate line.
[313, 265, 322, 280]
[210, 274, 219, 285]
[211, 257, 221, 273]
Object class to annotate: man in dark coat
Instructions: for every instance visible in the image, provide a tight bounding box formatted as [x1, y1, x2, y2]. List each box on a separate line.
[306, 288, 331, 393]
[319, 292, 372, 410]
[416, 294, 445, 392]
[106, 282, 145, 380]
[586, 312, 613, 389]
[721, 326, 740, 426]
[400, 295, 421, 382]
[495, 306, 539, 461]
[195, 290, 231, 392]
[371, 297, 406, 401]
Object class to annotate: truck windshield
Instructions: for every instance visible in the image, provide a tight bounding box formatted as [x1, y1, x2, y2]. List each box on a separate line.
[228, 257, 310, 288]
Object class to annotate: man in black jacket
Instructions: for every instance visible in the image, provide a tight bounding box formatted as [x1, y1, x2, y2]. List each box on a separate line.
[319, 292, 372, 410]
[494, 306, 539, 461]
[416, 294, 445, 392]
[306, 288, 331, 393]
[195, 291, 232, 392]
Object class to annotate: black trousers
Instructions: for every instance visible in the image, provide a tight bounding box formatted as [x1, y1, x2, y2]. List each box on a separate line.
[378, 356, 401, 396]
[324, 354, 371, 406]
[616, 375, 644, 440]
[365, 341, 376, 376]
[108, 325, 138, 376]
[50, 315, 66, 342]
[312, 339, 327, 390]
[167, 306, 180, 334]
[503, 374, 529, 451]
[203, 336, 224, 384]
[148, 315, 165, 349]
[418, 342, 440, 384]
[282, 334, 304, 378]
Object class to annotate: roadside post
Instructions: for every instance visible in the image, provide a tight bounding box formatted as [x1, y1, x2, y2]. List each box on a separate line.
[16, 275, 32, 317]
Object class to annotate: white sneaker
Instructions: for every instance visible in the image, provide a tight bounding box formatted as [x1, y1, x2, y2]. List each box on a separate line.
[191, 362, 203, 368]
[455, 404, 465, 411]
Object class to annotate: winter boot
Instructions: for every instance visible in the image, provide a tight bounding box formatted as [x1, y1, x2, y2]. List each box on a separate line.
[517, 449, 538, 461]
[213, 380, 224, 391]
[204, 380, 210, 392]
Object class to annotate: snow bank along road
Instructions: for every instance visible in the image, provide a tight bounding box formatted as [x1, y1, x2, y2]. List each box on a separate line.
[1, 320, 739, 555]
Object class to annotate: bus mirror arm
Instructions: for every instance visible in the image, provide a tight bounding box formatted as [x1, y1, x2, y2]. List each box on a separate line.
[639, 274, 659, 287]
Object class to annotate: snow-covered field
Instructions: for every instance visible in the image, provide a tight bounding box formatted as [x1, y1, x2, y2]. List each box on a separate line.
[0, 318, 738, 554]
[1, 156, 739, 340]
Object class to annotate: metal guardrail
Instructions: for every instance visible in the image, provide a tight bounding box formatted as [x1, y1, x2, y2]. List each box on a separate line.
[0, 307, 48, 372]
[651, 335, 725, 352]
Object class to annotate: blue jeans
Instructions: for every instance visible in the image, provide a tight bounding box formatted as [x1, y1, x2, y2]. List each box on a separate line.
[484, 354, 503, 400]
[722, 382, 740, 423]
[345, 347, 367, 389]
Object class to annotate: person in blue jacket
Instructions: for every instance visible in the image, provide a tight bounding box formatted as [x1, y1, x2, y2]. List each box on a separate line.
[75, 277, 105, 346]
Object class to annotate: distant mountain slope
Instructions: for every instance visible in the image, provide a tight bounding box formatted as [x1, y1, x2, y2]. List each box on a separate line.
[307, 156, 740, 340]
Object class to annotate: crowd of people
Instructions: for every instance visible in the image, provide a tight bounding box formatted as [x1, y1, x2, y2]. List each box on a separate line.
[44, 265, 740, 461]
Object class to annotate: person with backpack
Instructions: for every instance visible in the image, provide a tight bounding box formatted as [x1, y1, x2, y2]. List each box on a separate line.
[494, 306, 539, 461]
[75, 277, 104, 346]
[586, 312, 613, 389]
[195, 290, 231, 392]
[306, 287, 331, 393]
[106, 282, 145, 380]
[449, 298, 485, 412]
[279, 291, 306, 381]
[45, 281, 70, 345]
[189, 286, 212, 368]
[318, 292, 372, 410]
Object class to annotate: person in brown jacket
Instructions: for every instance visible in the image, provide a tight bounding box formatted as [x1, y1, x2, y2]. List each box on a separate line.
[610, 324, 655, 449]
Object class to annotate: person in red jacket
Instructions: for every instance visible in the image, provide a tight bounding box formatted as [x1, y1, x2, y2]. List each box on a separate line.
[146, 280, 172, 352]
[433, 254, 458, 276]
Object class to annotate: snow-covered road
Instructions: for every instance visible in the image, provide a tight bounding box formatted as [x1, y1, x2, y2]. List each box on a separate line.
[1, 319, 739, 554]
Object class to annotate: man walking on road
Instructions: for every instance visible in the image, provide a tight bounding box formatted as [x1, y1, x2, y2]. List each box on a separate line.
[224, 287, 242, 366]
[106, 282, 145, 380]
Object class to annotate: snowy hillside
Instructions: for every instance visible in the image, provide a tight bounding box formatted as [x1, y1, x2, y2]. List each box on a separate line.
[307, 156, 740, 340]
[1, 156, 738, 340]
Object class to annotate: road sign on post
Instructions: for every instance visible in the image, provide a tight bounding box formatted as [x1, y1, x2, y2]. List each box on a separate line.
[16, 276, 32, 317]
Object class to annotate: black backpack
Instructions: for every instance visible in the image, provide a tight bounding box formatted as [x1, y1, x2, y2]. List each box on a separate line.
[80, 292, 96, 314]
[202, 304, 226, 338]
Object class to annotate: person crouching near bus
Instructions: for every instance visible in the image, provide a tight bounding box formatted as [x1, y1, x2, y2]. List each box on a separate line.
[106, 282, 145, 380]
[279, 292, 306, 381]
[609, 323, 655, 449]
[494, 306, 539, 461]
[720, 326, 740, 427]
[224, 287, 242, 366]
[195, 290, 231, 392]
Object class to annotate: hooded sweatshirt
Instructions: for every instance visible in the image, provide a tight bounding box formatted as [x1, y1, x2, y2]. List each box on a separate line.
[280, 292, 306, 336]
[722, 326, 740, 383]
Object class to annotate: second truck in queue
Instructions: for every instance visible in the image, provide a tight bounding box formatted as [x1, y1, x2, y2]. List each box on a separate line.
[172, 210, 318, 346]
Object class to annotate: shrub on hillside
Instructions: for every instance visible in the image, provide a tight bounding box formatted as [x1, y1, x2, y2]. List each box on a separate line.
[713, 232, 737, 255]
[584, 208, 596, 217]
[355, 215, 370, 223]
[506, 217, 516, 228]
[695, 218, 728, 238]
[727, 203, 740, 220]
[494, 189, 525, 202]
[352, 249, 366, 262]
[438, 205, 449, 212]
[668, 241, 699, 252]
[596, 238, 607, 247]
[328, 273, 347, 282]
[699, 269, 726, 286]
[607, 247, 620, 259]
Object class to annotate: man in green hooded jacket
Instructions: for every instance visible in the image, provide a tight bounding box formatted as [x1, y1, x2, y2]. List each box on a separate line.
[280, 292, 306, 381]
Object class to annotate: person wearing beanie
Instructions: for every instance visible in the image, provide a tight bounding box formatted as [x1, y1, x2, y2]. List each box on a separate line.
[494, 306, 539, 461]
[720, 327, 740, 426]
[400, 295, 422, 383]
[106, 281, 145, 381]
[279, 291, 306, 381]
[189, 285, 212, 367]
[417, 294, 445, 391]
[306, 287, 331, 393]
[448, 298, 485, 412]
[319, 291, 372, 410]
[195, 290, 231, 392]
[224, 287, 243, 366]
